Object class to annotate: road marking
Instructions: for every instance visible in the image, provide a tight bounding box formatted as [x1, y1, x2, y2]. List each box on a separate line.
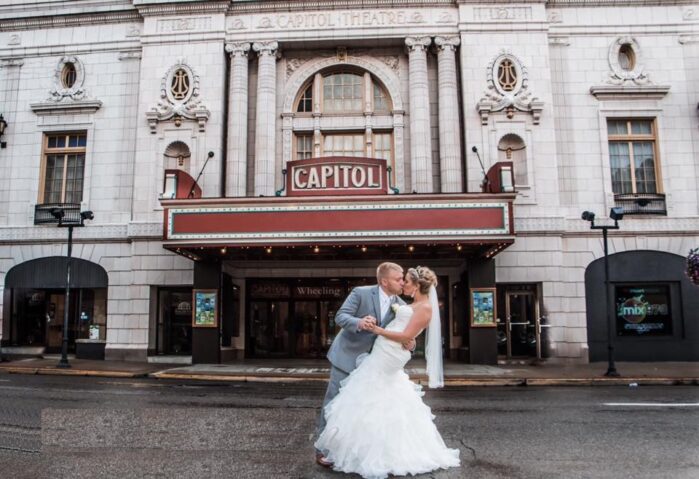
[604, 402, 699, 407]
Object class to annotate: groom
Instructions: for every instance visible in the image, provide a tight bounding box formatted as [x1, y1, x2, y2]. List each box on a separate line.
[315, 262, 415, 467]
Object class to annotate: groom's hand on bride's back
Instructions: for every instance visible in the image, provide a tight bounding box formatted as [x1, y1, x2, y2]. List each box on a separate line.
[358, 315, 377, 331]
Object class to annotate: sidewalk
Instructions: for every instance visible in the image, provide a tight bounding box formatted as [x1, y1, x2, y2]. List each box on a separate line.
[1, 357, 697, 386]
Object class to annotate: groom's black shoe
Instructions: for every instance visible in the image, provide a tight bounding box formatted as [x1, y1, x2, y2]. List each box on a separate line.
[315, 453, 334, 468]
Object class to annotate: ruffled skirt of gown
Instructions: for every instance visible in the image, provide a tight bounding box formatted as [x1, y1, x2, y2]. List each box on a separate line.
[315, 334, 460, 479]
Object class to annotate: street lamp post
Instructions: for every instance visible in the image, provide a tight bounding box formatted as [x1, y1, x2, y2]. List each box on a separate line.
[581, 207, 624, 377]
[50, 207, 94, 368]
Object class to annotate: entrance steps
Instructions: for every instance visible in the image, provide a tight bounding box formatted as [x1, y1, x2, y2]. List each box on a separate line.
[148, 355, 192, 365]
[1, 346, 45, 358]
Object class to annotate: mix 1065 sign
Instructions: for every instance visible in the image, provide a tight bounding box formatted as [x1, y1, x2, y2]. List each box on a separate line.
[287, 157, 388, 196]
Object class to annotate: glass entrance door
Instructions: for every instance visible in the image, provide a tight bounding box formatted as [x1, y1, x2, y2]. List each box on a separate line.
[249, 300, 290, 357]
[291, 300, 343, 358]
[292, 301, 318, 357]
[505, 291, 539, 358]
[157, 289, 193, 355]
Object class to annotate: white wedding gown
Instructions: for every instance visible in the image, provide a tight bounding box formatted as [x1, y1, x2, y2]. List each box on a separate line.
[315, 305, 460, 479]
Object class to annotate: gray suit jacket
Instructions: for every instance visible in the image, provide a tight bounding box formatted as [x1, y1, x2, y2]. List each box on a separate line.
[327, 285, 406, 374]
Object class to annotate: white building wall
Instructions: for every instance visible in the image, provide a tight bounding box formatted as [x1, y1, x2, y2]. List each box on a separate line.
[0, 1, 696, 362]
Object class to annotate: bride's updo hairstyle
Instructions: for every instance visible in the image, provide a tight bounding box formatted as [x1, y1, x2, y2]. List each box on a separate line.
[406, 266, 438, 295]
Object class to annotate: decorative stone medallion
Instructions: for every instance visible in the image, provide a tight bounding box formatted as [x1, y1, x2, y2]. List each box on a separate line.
[606, 37, 649, 85]
[477, 50, 543, 125]
[146, 58, 210, 134]
[49, 56, 87, 102]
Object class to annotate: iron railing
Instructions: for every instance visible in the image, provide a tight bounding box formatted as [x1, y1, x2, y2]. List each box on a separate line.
[613, 193, 666, 215]
[34, 202, 82, 225]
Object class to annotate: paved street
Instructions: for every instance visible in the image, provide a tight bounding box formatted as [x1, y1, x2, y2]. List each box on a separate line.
[0, 374, 697, 479]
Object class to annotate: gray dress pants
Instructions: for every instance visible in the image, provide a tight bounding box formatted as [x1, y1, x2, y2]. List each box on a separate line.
[314, 364, 349, 453]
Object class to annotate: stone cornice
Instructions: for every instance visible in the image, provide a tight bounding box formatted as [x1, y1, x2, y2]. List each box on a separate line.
[30, 100, 103, 115]
[589, 84, 671, 100]
[229, 0, 457, 14]
[134, 0, 229, 16]
[545, 0, 695, 6]
[0, 11, 141, 32]
[457, 0, 693, 5]
[0, 222, 163, 243]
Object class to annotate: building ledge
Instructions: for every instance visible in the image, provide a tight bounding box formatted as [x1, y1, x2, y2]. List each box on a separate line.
[30, 100, 103, 115]
[589, 84, 670, 100]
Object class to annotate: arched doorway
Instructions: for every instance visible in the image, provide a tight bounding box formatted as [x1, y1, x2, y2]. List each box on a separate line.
[584, 250, 699, 361]
[4, 257, 108, 354]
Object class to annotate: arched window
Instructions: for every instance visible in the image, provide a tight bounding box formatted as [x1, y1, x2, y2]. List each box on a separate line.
[292, 69, 393, 162]
[296, 84, 313, 113]
[61, 62, 77, 89]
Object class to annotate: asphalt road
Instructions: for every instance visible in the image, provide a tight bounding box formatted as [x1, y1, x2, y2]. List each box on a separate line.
[0, 374, 697, 479]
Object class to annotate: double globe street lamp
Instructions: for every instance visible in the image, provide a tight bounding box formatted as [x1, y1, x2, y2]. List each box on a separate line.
[49, 206, 94, 368]
[581, 207, 624, 377]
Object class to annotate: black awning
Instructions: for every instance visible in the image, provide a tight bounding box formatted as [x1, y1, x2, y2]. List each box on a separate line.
[5, 256, 108, 289]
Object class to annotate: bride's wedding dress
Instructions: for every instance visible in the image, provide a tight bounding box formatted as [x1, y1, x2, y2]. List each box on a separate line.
[314, 305, 460, 479]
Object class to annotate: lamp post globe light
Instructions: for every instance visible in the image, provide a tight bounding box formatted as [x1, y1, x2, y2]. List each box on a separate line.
[50, 206, 94, 369]
[581, 207, 624, 377]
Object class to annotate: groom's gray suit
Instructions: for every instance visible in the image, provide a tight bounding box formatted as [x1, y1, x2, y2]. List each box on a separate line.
[316, 285, 406, 448]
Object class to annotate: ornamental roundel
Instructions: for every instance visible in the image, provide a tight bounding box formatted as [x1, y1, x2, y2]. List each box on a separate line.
[165, 62, 196, 104]
[492, 53, 524, 96]
[607, 37, 648, 85]
[50, 56, 86, 101]
[477, 50, 543, 125]
[146, 58, 210, 133]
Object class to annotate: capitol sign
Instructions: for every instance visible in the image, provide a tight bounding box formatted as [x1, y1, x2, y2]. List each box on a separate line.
[286, 157, 388, 196]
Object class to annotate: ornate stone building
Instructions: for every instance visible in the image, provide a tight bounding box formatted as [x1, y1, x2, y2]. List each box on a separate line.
[1, 1, 697, 364]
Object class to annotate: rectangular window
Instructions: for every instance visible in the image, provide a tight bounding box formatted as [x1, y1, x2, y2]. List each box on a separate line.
[322, 134, 365, 157]
[373, 133, 393, 162]
[40, 132, 87, 204]
[295, 134, 313, 160]
[607, 119, 660, 195]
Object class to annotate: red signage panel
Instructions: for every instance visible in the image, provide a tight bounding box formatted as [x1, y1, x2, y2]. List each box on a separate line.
[286, 157, 388, 196]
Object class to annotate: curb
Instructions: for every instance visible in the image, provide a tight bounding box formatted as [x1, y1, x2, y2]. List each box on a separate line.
[2, 367, 147, 378]
[149, 372, 329, 382]
[2, 367, 698, 386]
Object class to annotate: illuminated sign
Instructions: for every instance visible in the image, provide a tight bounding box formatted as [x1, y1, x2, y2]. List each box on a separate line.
[286, 157, 388, 196]
[615, 284, 673, 336]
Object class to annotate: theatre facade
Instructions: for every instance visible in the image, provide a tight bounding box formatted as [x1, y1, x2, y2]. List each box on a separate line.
[1, 0, 697, 364]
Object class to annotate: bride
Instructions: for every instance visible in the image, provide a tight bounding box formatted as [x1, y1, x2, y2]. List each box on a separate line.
[314, 266, 460, 479]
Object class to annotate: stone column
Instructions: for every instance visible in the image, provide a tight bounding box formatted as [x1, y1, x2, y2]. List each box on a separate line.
[252, 41, 278, 196]
[435, 36, 463, 193]
[225, 42, 250, 197]
[405, 36, 433, 193]
[0, 59, 23, 223]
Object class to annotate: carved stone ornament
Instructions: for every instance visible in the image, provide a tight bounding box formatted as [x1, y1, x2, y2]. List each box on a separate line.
[477, 51, 543, 126]
[605, 37, 649, 86]
[49, 56, 87, 102]
[146, 58, 210, 134]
